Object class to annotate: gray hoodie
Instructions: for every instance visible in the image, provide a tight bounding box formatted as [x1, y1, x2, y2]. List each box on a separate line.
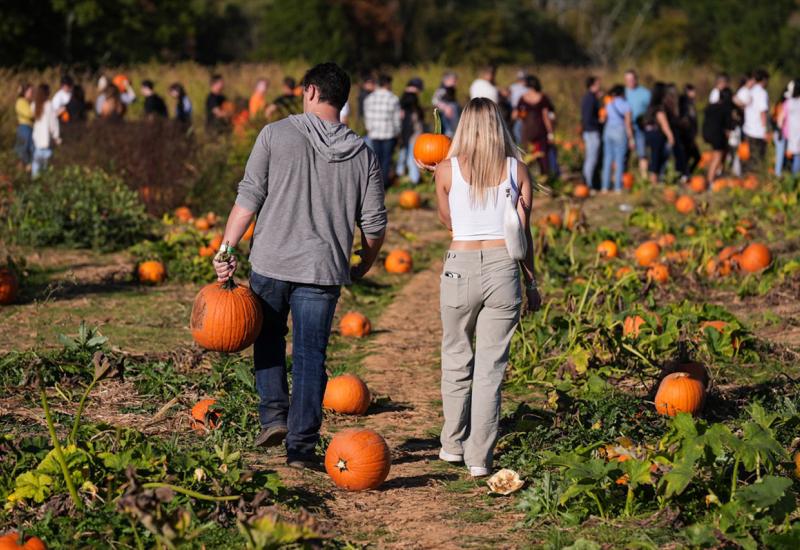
[235, 113, 387, 286]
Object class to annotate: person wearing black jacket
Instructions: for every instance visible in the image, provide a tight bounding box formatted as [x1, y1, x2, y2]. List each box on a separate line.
[702, 87, 735, 184]
[396, 78, 425, 184]
[677, 84, 700, 178]
[141, 80, 168, 118]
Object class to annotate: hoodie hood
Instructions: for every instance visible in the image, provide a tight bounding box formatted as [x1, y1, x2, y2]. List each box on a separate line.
[288, 113, 365, 162]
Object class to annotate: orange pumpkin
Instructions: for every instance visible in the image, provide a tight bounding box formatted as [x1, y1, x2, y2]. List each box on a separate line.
[0, 533, 46, 550]
[398, 190, 422, 209]
[194, 218, 210, 232]
[209, 234, 224, 251]
[646, 262, 669, 283]
[112, 74, 130, 92]
[413, 109, 451, 165]
[743, 174, 759, 190]
[657, 233, 676, 248]
[545, 212, 562, 227]
[190, 398, 220, 432]
[0, 268, 19, 305]
[190, 279, 263, 352]
[675, 195, 696, 214]
[738, 243, 771, 273]
[325, 428, 391, 491]
[635, 241, 661, 267]
[698, 150, 713, 169]
[654, 372, 705, 416]
[689, 175, 707, 193]
[663, 187, 679, 203]
[385, 250, 413, 274]
[137, 261, 166, 285]
[701, 320, 727, 333]
[737, 141, 750, 161]
[175, 206, 193, 223]
[615, 266, 633, 279]
[596, 240, 618, 259]
[323, 374, 371, 415]
[242, 220, 256, 241]
[564, 207, 584, 230]
[623, 313, 660, 338]
[718, 246, 739, 262]
[339, 312, 372, 338]
[711, 178, 727, 192]
[622, 172, 634, 190]
[573, 184, 590, 199]
[684, 225, 697, 236]
[199, 246, 215, 258]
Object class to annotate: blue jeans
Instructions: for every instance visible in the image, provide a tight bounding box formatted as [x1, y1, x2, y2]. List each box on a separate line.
[32, 147, 52, 178]
[633, 125, 646, 159]
[582, 131, 600, 187]
[15, 124, 33, 165]
[369, 138, 396, 187]
[396, 135, 420, 184]
[602, 125, 627, 191]
[793, 153, 800, 175]
[513, 119, 523, 144]
[249, 272, 340, 458]
[775, 132, 787, 176]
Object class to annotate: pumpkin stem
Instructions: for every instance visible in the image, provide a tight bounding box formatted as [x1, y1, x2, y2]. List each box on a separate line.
[336, 458, 348, 472]
[222, 277, 237, 290]
[433, 108, 442, 135]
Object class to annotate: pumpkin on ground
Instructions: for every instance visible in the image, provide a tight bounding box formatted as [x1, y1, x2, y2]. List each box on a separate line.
[596, 240, 618, 259]
[413, 109, 451, 165]
[545, 212, 562, 227]
[635, 241, 661, 267]
[398, 190, 422, 209]
[737, 141, 750, 161]
[0, 268, 19, 305]
[385, 250, 413, 274]
[738, 243, 771, 273]
[701, 320, 728, 333]
[137, 261, 166, 285]
[646, 262, 669, 284]
[654, 372, 705, 416]
[323, 374, 371, 415]
[190, 279, 263, 352]
[194, 218, 210, 231]
[0, 533, 46, 550]
[175, 206, 193, 223]
[325, 428, 391, 491]
[663, 187, 679, 203]
[675, 195, 696, 214]
[622, 172, 634, 190]
[199, 246, 215, 258]
[190, 398, 220, 432]
[623, 313, 661, 338]
[209, 234, 224, 251]
[573, 183, 590, 199]
[615, 266, 633, 279]
[340, 312, 372, 338]
[688, 175, 707, 193]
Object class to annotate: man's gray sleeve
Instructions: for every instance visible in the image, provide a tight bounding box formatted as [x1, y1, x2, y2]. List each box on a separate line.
[359, 150, 388, 238]
[235, 126, 271, 212]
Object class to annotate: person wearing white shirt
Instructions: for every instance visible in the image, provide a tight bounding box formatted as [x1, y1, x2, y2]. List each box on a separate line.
[31, 84, 61, 178]
[739, 69, 770, 169]
[508, 70, 528, 143]
[51, 75, 73, 121]
[469, 66, 498, 103]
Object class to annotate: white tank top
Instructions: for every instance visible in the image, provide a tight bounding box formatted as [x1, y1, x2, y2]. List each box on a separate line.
[449, 156, 519, 241]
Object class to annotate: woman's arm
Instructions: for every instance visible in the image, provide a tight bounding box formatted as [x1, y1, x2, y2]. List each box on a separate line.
[434, 160, 452, 230]
[624, 111, 635, 149]
[516, 162, 541, 313]
[656, 111, 675, 145]
[542, 107, 554, 139]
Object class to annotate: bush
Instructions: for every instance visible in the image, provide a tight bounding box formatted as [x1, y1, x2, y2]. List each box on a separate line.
[6, 166, 151, 251]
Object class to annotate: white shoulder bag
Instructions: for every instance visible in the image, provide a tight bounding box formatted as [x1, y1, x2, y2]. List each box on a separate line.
[503, 158, 528, 260]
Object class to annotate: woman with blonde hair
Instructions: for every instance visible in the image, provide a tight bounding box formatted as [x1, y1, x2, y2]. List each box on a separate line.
[419, 97, 541, 477]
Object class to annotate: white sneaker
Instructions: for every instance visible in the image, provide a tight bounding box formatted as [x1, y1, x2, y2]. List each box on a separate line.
[468, 466, 490, 478]
[438, 449, 463, 463]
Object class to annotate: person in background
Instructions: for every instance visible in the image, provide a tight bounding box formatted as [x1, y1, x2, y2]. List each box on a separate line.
[141, 80, 168, 119]
[544, 91, 560, 178]
[14, 83, 34, 169]
[469, 66, 498, 103]
[702, 88, 735, 184]
[600, 85, 634, 193]
[265, 77, 303, 120]
[677, 84, 700, 178]
[664, 85, 683, 176]
[212, 62, 386, 470]
[396, 78, 425, 185]
[516, 75, 553, 175]
[580, 76, 602, 188]
[113, 74, 136, 107]
[357, 72, 376, 121]
[95, 76, 109, 116]
[363, 73, 401, 186]
[206, 74, 230, 130]
[624, 69, 651, 176]
[169, 82, 192, 124]
[708, 73, 730, 104]
[31, 83, 61, 178]
[99, 84, 125, 120]
[432, 72, 460, 137]
[249, 78, 269, 118]
[772, 82, 792, 177]
[51, 75, 73, 123]
[739, 69, 769, 171]
[643, 82, 675, 184]
[339, 101, 351, 126]
[65, 84, 88, 124]
[776, 79, 800, 175]
[509, 70, 528, 143]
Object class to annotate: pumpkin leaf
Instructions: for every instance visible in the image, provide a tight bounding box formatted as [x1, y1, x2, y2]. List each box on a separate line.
[7, 470, 54, 505]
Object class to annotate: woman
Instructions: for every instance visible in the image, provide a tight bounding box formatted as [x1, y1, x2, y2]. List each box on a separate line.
[600, 85, 634, 193]
[773, 82, 792, 177]
[396, 87, 424, 184]
[169, 82, 192, 124]
[516, 75, 553, 175]
[31, 84, 60, 178]
[642, 82, 675, 184]
[777, 79, 800, 175]
[702, 88, 735, 184]
[14, 83, 34, 169]
[419, 98, 541, 477]
[99, 85, 125, 120]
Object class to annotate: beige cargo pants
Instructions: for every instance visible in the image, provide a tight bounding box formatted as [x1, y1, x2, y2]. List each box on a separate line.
[439, 248, 521, 469]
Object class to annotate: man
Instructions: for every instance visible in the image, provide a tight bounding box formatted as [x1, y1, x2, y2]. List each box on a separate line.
[213, 62, 387, 469]
[249, 78, 270, 117]
[357, 72, 376, 120]
[509, 70, 528, 143]
[708, 72, 730, 104]
[431, 71, 459, 136]
[469, 66, 498, 103]
[580, 76, 602, 189]
[265, 77, 302, 120]
[52, 75, 73, 123]
[362, 73, 400, 186]
[739, 69, 769, 169]
[206, 74, 230, 129]
[141, 80, 168, 118]
[623, 69, 651, 176]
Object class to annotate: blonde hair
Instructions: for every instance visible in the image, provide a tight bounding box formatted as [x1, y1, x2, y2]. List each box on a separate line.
[447, 98, 522, 205]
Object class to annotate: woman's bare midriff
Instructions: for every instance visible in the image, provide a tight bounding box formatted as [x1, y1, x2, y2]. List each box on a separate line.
[449, 239, 506, 251]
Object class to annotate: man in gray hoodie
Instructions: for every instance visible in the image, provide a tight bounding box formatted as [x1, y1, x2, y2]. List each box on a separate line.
[213, 62, 387, 469]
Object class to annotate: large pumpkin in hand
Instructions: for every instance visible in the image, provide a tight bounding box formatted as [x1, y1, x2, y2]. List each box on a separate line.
[137, 261, 166, 285]
[340, 312, 371, 338]
[413, 109, 451, 165]
[323, 374, 371, 415]
[190, 279, 263, 352]
[325, 428, 391, 491]
[738, 243, 771, 273]
[385, 250, 413, 274]
[0, 268, 19, 305]
[654, 372, 705, 416]
[0, 533, 46, 550]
